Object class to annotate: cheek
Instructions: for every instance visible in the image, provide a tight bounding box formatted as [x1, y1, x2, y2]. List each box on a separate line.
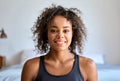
[65, 33, 73, 44]
[47, 33, 55, 42]
[67, 32, 73, 39]
[47, 34, 51, 42]
[67, 35, 72, 40]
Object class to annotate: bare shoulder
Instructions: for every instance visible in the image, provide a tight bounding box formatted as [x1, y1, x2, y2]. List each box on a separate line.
[79, 56, 98, 81]
[24, 57, 40, 68]
[21, 57, 40, 81]
[79, 56, 96, 67]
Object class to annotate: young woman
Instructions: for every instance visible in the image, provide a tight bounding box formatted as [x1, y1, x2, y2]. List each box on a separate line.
[21, 4, 98, 81]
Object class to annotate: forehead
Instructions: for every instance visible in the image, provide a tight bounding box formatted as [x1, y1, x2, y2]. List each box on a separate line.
[49, 15, 72, 28]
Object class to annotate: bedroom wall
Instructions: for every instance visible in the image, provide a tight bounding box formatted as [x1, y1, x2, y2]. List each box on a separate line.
[0, 0, 120, 66]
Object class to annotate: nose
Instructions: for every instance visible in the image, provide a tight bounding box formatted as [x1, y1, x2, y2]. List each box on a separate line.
[56, 31, 64, 39]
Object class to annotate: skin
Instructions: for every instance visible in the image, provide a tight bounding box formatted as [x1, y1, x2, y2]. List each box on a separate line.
[21, 15, 98, 81]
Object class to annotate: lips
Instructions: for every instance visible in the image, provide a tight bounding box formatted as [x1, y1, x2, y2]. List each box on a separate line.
[54, 40, 66, 45]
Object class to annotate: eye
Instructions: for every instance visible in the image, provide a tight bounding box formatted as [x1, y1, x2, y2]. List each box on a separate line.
[63, 29, 69, 33]
[50, 29, 56, 33]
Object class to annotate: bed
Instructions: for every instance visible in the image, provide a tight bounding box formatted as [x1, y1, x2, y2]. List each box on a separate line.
[83, 53, 120, 81]
[0, 49, 38, 81]
[0, 64, 22, 81]
[0, 51, 120, 81]
[97, 64, 120, 81]
[1, 64, 120, 81]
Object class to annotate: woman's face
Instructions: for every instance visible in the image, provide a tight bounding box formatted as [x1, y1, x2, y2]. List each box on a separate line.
[47, 15, 73, 51]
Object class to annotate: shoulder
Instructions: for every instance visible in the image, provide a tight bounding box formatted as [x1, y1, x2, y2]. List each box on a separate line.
[79, 56, 96, 68]
[79, 56, 98, 81]
[21, 57, 40, 81]
[24, 57, 40, 67]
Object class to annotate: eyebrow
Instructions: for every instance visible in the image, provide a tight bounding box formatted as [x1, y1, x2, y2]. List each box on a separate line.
[50, 26, 70, 28]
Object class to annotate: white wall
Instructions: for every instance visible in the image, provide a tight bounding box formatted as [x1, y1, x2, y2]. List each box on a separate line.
[0, 0, 120, 66]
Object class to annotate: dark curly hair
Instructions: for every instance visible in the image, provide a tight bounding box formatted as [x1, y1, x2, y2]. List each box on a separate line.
[32, 4, 87, 54]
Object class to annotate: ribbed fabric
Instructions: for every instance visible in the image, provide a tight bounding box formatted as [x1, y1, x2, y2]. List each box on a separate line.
[35, 55, 83, 81]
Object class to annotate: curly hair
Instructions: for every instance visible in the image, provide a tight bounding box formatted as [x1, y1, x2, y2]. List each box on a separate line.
[32, 4, 87, 54]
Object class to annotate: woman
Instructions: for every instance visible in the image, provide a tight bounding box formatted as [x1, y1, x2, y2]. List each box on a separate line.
[21, 4, 98, 81]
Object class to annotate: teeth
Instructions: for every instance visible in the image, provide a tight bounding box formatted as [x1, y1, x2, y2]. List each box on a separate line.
[56, 42, 64, 44]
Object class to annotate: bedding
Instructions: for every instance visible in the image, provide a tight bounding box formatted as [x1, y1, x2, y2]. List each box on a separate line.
[0, 64, 22, 81]
[0, 51, 120, 81]
[0, 49, 40, 81]
[0, 64, 120, 81]
[97, 64, 120, 81]
[83, 53, 120, 81]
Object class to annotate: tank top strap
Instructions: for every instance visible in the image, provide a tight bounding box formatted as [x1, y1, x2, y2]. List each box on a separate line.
[35, 56, 45, 81]
[40, 56, 45, 71]
[74, 54, 79, 70]
[76, 54, 79, 65]
[40, 56, 44, 63]
[74, 54, 84, 81]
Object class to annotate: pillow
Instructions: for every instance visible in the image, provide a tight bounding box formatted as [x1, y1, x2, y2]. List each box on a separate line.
[83, 53, 105, 64]
[20, 49, 39, 65]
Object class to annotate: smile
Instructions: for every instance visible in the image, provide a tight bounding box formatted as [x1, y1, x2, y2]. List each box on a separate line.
[54, 40, 66, 45]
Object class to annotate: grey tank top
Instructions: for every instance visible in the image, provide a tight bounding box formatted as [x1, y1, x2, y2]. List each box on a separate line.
[35, 55, 83, 81]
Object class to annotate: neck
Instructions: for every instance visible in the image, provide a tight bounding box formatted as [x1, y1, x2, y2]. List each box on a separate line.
[46, 49, 72, 62]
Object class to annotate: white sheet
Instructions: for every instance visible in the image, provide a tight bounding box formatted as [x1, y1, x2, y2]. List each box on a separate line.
[97, 64, 120, 81]
[0, 64, 23, 81]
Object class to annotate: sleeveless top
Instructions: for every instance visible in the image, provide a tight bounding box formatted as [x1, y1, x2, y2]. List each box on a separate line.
[35, 55, 83, 81]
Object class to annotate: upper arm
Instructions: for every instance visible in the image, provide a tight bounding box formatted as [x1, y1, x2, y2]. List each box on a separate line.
[21, 58, 40, 81]
[86, 58, 98, 81]
[79, 56, 98, 81]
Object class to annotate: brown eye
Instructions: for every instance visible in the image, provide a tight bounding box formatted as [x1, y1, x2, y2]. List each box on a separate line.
[50, 29, 56, 33]
[63, 29, 69, 33]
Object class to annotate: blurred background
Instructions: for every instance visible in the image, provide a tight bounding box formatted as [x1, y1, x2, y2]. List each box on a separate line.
[0, 0, 120, 66]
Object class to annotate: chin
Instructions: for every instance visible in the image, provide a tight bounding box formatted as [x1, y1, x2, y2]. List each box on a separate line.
[54, 47, 69, 51]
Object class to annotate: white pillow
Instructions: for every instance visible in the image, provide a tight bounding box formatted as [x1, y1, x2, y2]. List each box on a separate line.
[83, 53, 104, 64]
[20, 49, 38, 65]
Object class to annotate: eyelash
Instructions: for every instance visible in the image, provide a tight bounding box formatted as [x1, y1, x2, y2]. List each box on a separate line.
[50, 29, 69, 33]
[63, 30, 69, 33]
[50, 29, 56, 33]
